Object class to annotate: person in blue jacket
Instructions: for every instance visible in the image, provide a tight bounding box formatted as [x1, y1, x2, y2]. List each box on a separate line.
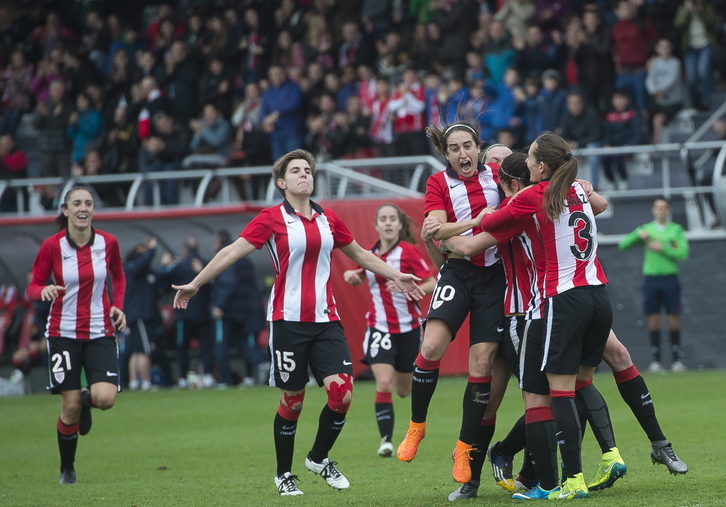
[260, 65, 304, 161]
[210, 229, 268, 387]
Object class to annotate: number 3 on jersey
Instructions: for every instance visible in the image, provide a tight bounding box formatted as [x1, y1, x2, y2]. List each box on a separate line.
[431, 284, 455, 310]
[568, 211, 594, 261]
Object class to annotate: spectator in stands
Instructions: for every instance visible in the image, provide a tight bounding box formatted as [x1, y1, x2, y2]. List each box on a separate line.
[611, 0, 659, 114]
[0, 134, 28, 212]
[232, 82, 271, 168]
[337, 95, 374, 159]
[573, 3, 615, 113]
[646, 38, 686, 145]
[201, 15, 240, 67]
[369, 77, 395, 157]
[140, 111, 189, 205]
[517, 75, 544, 145]
[388, 67, 427, 156]
[439, 75, 471, 126]
[305, 93, 344, 160]
[357, 64, 377, 115]
[30, 10, 77, 59]
[481, 67, 522, 143]
[337, 65, 360, 113]
[431, 0, 476, 74]
[162, 41, 201, 126]
[557, 89, 603, 189]
[71, 150, 124, 208]
[103, 105, 138, 175]
[105, 26, 141, 76]
[210, 229, 267, 387]
[260, 65, 305, 161]
[540, 68, 567, 132]
[513, 24, 564, 80]
[338, 22, 376, 69]
[149, 17, 178, 62]
[81, 8, 111, 75]
[158, 237, 215, 389]
[199, 56, 233, 118]
[183, 102, 234, 169]
[182, 12, 206, 52]
[62, 49, 102, 104]
[481, 20, 516, 85]
[122, 237, 159, 391]
[239, 8, 270, 84]
[618, 197, 689, 373]
[104, 47, 133, 113]
[33, 80, 72, 179]
[271, 29, 306, 70]
[1, 50, 34, 137]
[303, 13, 335, 71]
[534, 0, 572, 35]
[29, 59, 66, 106]
[66, 92, 104, 165]
[602, 89, 645, 190]
[493, 0, 535, 43]
[674, 0, 717, 111]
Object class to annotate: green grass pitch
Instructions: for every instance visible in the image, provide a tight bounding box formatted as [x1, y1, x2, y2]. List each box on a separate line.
[1, 370, 724, 506]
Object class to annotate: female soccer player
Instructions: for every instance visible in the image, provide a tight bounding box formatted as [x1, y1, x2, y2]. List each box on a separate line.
[343, 204, 435, 458]
[172, 149, 425, 496]
[396, 121, 506, 486]
[27, 185, 127, 484]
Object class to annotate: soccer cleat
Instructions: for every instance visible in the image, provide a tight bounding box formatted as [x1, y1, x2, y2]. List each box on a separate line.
[487, 441, 516, 492]
[516, 474, 539, 492]
[378, 439, 394, 457]
[452, 440, 474, 483]
[648, 361, 664, 373]
[587, 447, 627, 491]
[275, 472, 303, 495]
[397, 421, 426, 462]
[447, 480, 479, 501]
[59, 468, 77, 484]
[670, 361, 687, 372]
[8, 369, 24, 383]
[512, 485, 559, 500]
[79, 389, 93, 436]
[305, 456, 350, 489]
[549, 473, 589, 499]
[651, 442, 688, 475]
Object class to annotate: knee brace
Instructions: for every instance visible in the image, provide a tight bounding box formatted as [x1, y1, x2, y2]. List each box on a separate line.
[326, 374, 353, 413]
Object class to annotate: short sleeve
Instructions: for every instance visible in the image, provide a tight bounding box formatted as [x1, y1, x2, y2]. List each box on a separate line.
[325, 208, 354, 248]
[240, 209, 275, 249]
[424, 174, 447, 216]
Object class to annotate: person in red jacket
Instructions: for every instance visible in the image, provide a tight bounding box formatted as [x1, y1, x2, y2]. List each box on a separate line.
[26, 185, 126, 485]
[0, 134, 28, 212]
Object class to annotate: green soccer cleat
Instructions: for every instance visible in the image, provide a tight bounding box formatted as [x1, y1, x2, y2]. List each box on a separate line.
[549, 473, 589, 500]
[587, 447, 627, 491]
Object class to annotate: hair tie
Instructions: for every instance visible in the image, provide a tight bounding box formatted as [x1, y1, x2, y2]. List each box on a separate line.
[564, 152, 573, 161]
[443, 123, 478, 137]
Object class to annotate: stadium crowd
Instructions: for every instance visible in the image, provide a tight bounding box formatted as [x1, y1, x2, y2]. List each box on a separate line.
[1, 0, 726, 209]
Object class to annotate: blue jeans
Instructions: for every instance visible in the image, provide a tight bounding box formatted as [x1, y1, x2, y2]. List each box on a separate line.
[615, 69, 647, 111]
[684, 45, 713, 106]
[270, 135, 303, 162]
[144, 160, 180, 205]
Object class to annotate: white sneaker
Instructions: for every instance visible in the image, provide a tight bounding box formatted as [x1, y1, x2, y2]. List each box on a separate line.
[8, 369, 24, 384]
[241, 377, 256, 387]
[648, 361, 664, 373]
[378, 439, 394, 457]
[202, 373, 215, 388]
[141, 381, 152, 391]
[671, 361, 687, 372]
[129, 380, 140, 391]
[305, 456, 350, 489]
[177, 378, 188, 389]
[275, 472, 304, 496]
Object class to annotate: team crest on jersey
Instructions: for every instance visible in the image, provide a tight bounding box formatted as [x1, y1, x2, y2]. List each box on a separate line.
[432, 300, 443, 310]
[54, 371, 65, 384]
[370, 347, 379, 358]
[280, 372, 290, 382]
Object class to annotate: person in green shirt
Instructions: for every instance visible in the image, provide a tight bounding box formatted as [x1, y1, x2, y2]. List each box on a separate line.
[619, 198, 689, 373]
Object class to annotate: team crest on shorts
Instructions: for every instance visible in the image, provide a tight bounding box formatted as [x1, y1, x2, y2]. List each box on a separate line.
[280, 372, 290, 382]
[54, 371, 65, 384]
[370, 347, 379, 358]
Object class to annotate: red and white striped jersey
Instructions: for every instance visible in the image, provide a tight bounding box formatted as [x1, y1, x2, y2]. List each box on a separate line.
[482, 181, 608, 298]
[424, 163, 501, 267]
[27, 229, 126, 340]
[241, 200, 354, 323]
[489, 198, 546, 320]
[369, 96, 393, 145]
[388, 83, 426, 134]
[358, 77, 377, 114]
[364, 240, 432, 333]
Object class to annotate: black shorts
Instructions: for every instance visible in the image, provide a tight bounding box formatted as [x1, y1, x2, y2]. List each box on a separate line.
[124, 319, 152, 355]
[47, 336, 120, 394]
[542, 285, 612, 376]
[500, 316, 521, 377]
[643, 275, 681, 315]
[426, 259, 505, 345]
[269, 320, 353, 391]
[517, 318, 550, 396]
[362, 326, 421, 373]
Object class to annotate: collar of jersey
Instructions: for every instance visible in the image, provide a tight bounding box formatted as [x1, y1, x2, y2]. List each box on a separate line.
[445, 161, 487, 180]
[283, 199, 325, 218]
[370, 238, 401, 256]
[65, 227, 95, 249]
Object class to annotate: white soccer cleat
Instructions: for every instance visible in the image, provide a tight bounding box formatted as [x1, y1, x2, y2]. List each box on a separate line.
[305, 456, 350, 489]
[275, 472, 303, 495]
[378, 439, 394, 457]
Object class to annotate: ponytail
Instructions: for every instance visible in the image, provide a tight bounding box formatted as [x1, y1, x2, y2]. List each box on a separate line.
[534, 132, 578, 220]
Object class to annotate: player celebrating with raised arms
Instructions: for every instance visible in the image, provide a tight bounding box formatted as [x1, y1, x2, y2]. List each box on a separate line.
[343, 204, 436, 458]
[172, 149, 425, 496]
[396, 120, 506, 486]
[27, 185, 127, 484]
